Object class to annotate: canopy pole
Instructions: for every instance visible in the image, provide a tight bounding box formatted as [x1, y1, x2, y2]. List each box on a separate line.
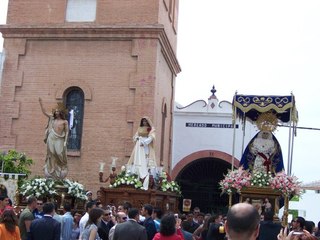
[287, 110, 292, 175]
[231, 94, 237, 171]
[287, 93, 295, 176]
[232, 118, 236, 171]
[289, 122, 295, 175]
[241, 116, 246, 155]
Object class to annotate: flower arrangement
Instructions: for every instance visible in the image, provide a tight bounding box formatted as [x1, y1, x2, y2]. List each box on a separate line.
[63, 179, 87, 200]
[20, 178, 57, 198]
[250, 170, 272, 187]
[219, 168, 302, 197]
[159, 171, 181, 194]
[110, 167, 181, 194]
[269, 171, 302, 196]
[20, 177, 87, 200]
[110, 170, 143, 189]
[219, 167, 251, 194]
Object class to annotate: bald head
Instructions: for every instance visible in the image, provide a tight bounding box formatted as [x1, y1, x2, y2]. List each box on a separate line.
[116, 211, 127, 223]
[225, 203, 260, 240]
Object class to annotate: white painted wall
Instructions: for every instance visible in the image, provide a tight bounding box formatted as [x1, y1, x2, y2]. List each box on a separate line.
[172, 94, 258, 169]
[278, 190, 320, 224]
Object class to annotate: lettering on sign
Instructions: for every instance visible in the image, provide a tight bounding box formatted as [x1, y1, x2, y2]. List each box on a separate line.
[185, 123, 239, 128]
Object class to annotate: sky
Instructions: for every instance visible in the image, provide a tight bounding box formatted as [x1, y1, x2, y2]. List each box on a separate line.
[175, 1, 320, 184]
[1, 2, 320, 182]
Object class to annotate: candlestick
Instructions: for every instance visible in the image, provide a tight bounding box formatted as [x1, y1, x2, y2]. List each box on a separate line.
[99, 162, 105, 173]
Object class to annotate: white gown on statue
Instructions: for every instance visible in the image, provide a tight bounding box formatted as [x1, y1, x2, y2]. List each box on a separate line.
[127, 117, 157, 190]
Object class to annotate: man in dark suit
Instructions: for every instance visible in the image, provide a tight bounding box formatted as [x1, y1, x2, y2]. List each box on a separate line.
[141, 204, 157, 240]
[98, 208, 115, 240]
[30, 202, 61, 240]
[258, 211, 282, 240]
[206, 214, 225, 240]
[113, 208, 147, 240]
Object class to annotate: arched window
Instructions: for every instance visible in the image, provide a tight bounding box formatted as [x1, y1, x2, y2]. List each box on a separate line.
[65, 88, 84, 151]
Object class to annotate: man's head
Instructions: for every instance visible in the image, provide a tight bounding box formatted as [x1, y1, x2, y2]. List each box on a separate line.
[123, 202, 132, 214]
[225, 203, 260, 240]
[118, 201, 132, 215]
[186, 213, 194, 222]
[102, 209, 112, 222]
[117, 204, 124, 212]
[141, 204, 153, 217]
[42, 202, 55, 216]
[152, 207, 163, 220]
[197, 212, 205, 224]
[85, 201, 96, 213]
[116, 211, 127, 223]
[0, 196, 9, 208]
[36, 199, 44, 212]
[27, 196, 37, 210]
[193, 207, 200, 216]
[213, 214, 223, 224]
[128, 208, 140, 220]
[63, 203, 72, 213]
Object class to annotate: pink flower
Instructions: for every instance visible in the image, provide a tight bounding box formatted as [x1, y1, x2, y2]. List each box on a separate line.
[269, 171, 301, 197]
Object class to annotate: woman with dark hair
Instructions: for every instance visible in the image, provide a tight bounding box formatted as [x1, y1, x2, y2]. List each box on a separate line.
[82, 208, 104, 240]
[0, 209, 21, 239]
[153, 214, 183, 240]
[71, 212, 82, 240]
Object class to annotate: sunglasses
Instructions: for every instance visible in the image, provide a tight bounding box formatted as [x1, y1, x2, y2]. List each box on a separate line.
[122, 217, 127, 220]
[104, 213, 111, 216]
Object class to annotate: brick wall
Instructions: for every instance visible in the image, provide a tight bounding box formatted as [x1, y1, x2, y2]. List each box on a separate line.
[0, 0, 180, 194]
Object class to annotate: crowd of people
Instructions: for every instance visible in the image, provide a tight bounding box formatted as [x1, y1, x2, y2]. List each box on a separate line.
[1, 192, 320, 240]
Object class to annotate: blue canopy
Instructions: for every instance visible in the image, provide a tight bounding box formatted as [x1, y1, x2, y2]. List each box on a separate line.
[232, 95, 298, 123]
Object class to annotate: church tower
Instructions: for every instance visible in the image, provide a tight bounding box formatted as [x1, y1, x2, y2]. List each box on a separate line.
[0, 0, 180, 190]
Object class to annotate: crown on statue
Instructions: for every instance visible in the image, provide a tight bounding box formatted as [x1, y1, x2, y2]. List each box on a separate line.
[256, 112, 278, 132]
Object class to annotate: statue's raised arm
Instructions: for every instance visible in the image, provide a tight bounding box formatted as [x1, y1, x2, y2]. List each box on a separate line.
[38, 97, 51, 118]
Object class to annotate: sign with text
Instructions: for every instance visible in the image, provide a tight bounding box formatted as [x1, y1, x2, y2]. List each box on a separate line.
[186, 122, 239, 128]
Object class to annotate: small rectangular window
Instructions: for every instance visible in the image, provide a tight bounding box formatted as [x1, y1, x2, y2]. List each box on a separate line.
[66, 0, 97, 22]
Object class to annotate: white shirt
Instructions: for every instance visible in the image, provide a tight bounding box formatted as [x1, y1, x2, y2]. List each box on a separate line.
[79, 212, 89, 238]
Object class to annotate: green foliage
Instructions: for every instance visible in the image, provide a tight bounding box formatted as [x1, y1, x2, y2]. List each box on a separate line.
[291, 195, 300, 202]
[288, 209, 299, 219]
[0, 149, 34, 185]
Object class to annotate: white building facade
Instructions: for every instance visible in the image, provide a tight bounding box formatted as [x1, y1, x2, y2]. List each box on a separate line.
[171, 87, 258, 212]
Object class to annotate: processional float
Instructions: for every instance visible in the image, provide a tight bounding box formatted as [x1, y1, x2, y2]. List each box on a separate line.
[228, 93, 299, 225]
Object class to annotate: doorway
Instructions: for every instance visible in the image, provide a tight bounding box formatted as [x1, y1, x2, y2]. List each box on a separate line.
[175, 157, 237, 214]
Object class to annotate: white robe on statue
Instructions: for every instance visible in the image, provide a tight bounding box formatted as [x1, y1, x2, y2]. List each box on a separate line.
[127, 117, 157, 190]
